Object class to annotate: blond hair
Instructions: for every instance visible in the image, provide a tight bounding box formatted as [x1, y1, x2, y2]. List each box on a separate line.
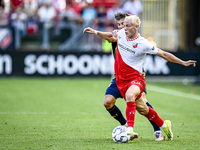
[125, 15, 141, 27]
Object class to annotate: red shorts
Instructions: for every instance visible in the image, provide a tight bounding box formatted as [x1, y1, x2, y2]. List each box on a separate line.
[116, 74, 146, 101]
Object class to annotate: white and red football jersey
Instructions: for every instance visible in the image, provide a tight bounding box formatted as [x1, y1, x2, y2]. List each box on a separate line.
[114, 28, 159, 98]
[115, 28, 159, 74]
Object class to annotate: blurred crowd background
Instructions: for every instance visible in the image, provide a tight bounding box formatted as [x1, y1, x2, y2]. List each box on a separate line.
[0, 0, 199, 52]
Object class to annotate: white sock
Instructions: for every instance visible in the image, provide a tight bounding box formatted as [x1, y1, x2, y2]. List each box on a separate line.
[160, 121, 166, 130]
[154, 130, 161, 135]
[127, 127, 133, 131]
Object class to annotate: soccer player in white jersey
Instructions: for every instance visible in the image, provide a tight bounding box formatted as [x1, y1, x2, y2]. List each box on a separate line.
[83, 15, 196, 141]
[114, 15, 196, 141]
[84, 12, 165, 141]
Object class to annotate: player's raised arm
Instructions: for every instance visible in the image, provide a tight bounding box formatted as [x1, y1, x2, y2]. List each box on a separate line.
[156, 49, 197, 67]
[83, 27, 116, 42]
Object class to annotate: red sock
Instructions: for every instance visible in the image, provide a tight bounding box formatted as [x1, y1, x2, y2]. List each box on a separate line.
[145, 107, 164, 127]
[126, 101, 136, 127]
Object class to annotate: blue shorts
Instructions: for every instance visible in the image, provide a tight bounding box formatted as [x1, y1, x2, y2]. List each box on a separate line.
[105, 78, 147, 99]
[105, 78, 123, 99]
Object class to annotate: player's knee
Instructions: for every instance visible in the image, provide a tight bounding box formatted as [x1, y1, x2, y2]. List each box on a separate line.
[142, 92, 148, 103]
[126, 92, 137, 102]
[103, 96, 115, 109]
[103, 101, 114, 110]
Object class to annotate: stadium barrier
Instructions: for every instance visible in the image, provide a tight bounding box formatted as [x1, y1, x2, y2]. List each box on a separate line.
[0, 51, 199, 77]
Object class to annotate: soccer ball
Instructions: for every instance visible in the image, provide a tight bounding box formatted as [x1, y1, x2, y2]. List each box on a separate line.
[112, 126, 129, 143]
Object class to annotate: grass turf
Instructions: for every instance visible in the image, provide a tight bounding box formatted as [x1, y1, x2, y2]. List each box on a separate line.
[0, 78, 200, 150]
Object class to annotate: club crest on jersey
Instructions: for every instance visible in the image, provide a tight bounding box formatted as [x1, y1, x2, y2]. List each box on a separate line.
[132, 42, 138, 48]
[152, 46, 155, 50]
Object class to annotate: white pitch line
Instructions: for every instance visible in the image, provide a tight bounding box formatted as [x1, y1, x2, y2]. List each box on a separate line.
[147, 84, 200, 101]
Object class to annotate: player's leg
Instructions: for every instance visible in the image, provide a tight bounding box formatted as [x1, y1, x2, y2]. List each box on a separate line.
[143, 92, 159, 130]
[136, 96, 173, 140]
[104, 78, 126, 125]
[136, 94, 165, 141]
[142, 92, 165, 141]
[104, 94, 126, 125]
[142, 70, 165, 140]
[125, 84, 140, 140]
[135, 95, 149, 115]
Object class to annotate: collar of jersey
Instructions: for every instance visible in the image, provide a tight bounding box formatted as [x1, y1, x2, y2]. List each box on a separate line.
[126, 34, 140, 41]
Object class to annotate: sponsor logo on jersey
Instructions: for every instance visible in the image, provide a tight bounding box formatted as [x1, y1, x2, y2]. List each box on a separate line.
[118, 43, 135, 54]
[132, 42, 138, 48]
[152, 46, 155, 50]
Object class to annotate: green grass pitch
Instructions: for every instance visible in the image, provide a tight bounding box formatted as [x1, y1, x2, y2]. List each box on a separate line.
[0, 78, 200, 150]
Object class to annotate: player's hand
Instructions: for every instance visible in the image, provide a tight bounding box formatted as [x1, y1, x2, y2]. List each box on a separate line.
[183, 60, 197, 67]
[83, 27, 95, 34]
[112, 29, 119, 38]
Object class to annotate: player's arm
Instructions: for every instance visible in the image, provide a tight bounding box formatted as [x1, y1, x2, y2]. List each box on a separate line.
[156, 49, 197, 67]
[83, 27, 116, 42]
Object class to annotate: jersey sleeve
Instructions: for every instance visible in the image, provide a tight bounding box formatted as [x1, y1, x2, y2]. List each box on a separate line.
[143, 40, 159, 55]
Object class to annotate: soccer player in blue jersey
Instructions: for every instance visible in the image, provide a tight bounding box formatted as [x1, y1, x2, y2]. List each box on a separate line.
[83, 12, 165, 141]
